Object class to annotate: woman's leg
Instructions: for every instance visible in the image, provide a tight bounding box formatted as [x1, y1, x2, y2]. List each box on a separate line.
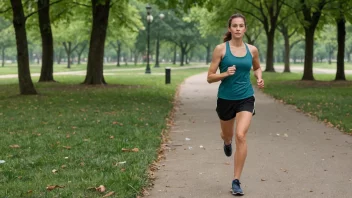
[220, 118, 235, 145]
[233, 111, 253, 179]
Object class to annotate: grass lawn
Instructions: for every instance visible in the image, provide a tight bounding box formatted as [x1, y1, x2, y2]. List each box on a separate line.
[0, 67, 208, 197]
[254, 72, 352, 134]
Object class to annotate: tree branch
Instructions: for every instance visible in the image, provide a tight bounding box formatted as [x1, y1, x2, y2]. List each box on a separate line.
[71, 1, 91, 8]
[234, 7, 264, 24]
[25, 0, 64, 20]
[290, 39, 303, 49]
[243, 0, 261, 11]
[0, 7, 11, 14]
[288, 28, 298, 38]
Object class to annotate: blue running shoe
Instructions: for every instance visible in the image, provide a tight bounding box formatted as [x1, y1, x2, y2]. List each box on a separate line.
[223, 142, 232, 157]
[232, 179, 244, 196]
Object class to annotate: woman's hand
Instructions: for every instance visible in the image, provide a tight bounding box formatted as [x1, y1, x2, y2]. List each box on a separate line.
[226, 65, 236, 76]
[257, 78, 264, 88]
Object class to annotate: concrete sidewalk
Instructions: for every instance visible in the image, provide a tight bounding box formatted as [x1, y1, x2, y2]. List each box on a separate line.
[148, 72, 352, 198]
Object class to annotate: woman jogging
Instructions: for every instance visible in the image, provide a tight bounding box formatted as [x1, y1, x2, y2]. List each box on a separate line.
[207, 13, 264, 196]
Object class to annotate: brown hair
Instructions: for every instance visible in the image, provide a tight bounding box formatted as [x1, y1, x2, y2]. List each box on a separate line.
[223, 13, 247, 42]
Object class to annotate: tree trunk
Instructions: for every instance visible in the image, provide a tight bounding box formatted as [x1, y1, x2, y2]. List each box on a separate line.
[173, 44, 176, 64]
[335, 16, 346, 81]
[180, 47, 185, 66]
[347, 52, 351, 62]
[10, 0, 37, 95]
[77, 42, 87, 65]
[117, 41, 121, 66]
[1, 47, 5, 67]
[38, 0, 54, 82]
[134, 52, 138, 65]
[283, 31, 290, 72]
[265, 30, 275, 72]
[328, 50, 332, 64]
[83, 0, 110, 84]
[302, 28, 315, 80]
[63, 42, 72, 68]
[155, 32, 160, 67]
[206, 44, 211, 65]
[57, 49, 62, 64]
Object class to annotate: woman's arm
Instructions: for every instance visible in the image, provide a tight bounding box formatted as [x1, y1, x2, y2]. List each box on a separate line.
[207, 44, 235, 83]
[251, 46, 264, 88]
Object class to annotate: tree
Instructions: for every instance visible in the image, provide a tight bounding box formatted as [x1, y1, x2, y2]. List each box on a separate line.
[277, 6, 304, 73]
[10, 0, 37, 94]
[83, 0, 111, 84]
[0, 17, 15, 67]
[292, 0, 330, 80]
[37, 0, 55, 82]
[319, 25, 337, 64]
[107, 2, 141, 67]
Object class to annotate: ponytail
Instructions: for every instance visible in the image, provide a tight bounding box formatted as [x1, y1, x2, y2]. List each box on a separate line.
[223, 32, 231, 42]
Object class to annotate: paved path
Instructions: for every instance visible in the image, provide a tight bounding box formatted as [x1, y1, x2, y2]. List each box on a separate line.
[148, 72, 352, 198]
[1, 65, 352, 79]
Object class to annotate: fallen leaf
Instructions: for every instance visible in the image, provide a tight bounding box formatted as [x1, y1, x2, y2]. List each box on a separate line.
[131, 148, 139, 152]
[27, 190, 33, 193]
[52, 169, 58, 174]
[109, 136, 114, 139]
[61, 165, 67, 169]
[9, 144, 20, 148]
[46, 185, 65, 191]
[96, 185, 106, 192]
[63, 146, 71, 150]
[122, 148, 130, 152]
[103, 191, 115, 197]
[261, 178, 266, 181]
[120, 168, 126, 172]
[142, 188, 150, 196]
[224, 162, 230, 165]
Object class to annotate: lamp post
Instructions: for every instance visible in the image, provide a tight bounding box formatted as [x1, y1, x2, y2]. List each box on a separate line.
[145, 4, 153, 74]
[154, 13, 164, 68]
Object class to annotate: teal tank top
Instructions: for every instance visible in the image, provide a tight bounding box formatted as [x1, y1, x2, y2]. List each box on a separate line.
[218, 41, 254, 100]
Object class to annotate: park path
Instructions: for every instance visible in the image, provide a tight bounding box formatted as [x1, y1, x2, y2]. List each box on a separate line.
[1, 65, 352, 79]
[148, 72, 352, 198]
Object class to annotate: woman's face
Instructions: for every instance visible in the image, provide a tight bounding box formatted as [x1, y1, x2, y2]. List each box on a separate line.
[228, 17, 246, 39]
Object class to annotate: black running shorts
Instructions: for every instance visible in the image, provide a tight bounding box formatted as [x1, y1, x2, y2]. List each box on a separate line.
[216, 96, 255, 121]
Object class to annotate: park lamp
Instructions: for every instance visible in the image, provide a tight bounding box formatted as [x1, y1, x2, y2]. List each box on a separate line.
[159, 13, 165, 20]
[146, 4, 153, 22]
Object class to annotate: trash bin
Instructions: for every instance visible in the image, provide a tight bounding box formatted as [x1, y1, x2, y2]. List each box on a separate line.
[165, 67, 171, 84]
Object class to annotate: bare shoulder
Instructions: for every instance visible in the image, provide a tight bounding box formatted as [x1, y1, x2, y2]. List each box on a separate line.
[214, 42, 226, 57]
[246, 44, 259, 56]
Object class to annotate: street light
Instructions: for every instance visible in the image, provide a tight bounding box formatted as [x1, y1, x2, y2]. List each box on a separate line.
[154, 13, 165, 68]
[145, 4, 153, 74]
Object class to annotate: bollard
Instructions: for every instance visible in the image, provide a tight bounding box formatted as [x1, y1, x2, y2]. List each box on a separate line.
[165, 67, 171, 84]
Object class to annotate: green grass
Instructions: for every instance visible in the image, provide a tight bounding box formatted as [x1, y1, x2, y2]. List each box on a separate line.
[0, 67, 207, 197]
[254, 72, 352, 134]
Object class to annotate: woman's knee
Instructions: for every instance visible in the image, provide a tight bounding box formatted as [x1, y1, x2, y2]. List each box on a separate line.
[235, 132, 246, 143]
